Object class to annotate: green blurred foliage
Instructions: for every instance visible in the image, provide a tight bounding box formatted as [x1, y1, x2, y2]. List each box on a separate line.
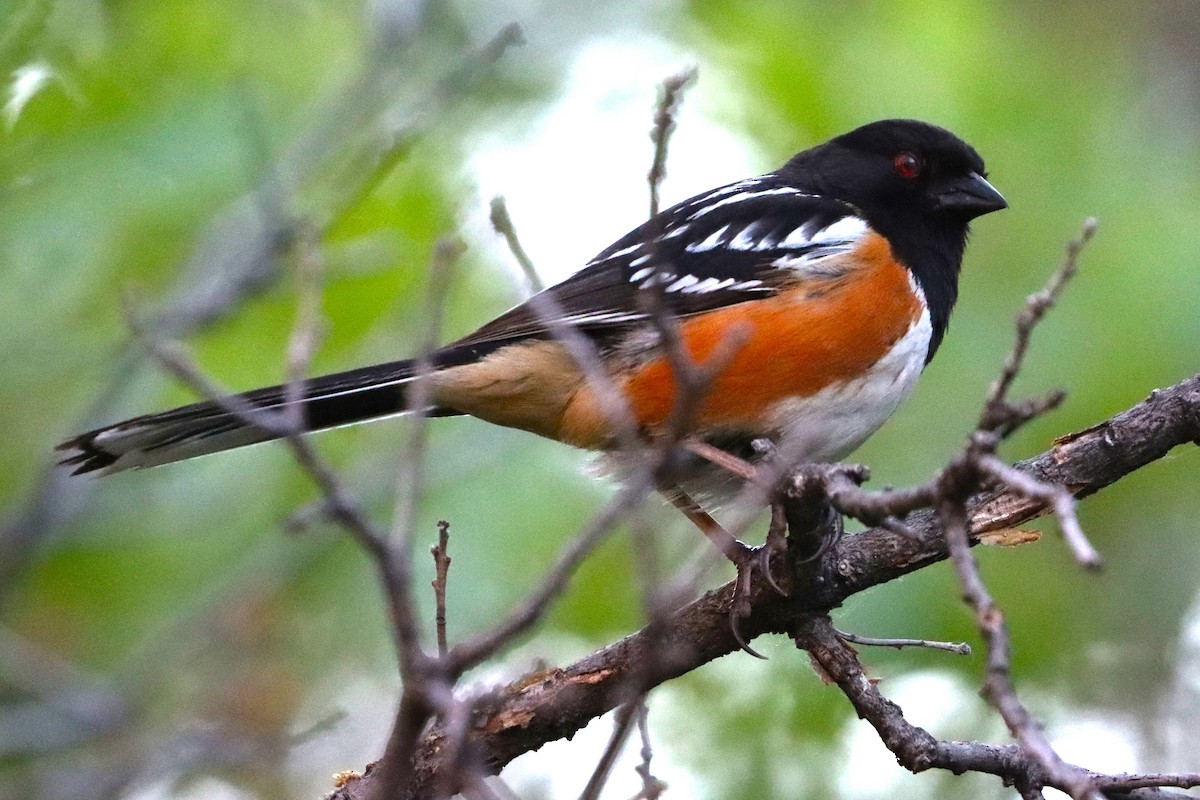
[2, 1, 1199, 798]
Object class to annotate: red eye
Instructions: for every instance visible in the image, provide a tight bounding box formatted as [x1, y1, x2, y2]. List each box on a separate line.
[893, 151, 922, 179]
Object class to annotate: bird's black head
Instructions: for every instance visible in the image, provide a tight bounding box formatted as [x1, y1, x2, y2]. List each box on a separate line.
[778, 119, 1006, 357]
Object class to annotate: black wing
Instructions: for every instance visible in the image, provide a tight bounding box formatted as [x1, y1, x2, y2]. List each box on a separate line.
[443, 176, 868, 365]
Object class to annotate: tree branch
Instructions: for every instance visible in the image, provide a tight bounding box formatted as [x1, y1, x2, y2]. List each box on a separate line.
[328, 372, 1200, 799]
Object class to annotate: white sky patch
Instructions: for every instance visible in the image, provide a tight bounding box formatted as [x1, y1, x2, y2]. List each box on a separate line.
[286, 670, 397, 796]
[833, 668, 1150, 799]
[1163, 587, 1200, 766]
[501, 699, 702, 799]
[5, 62, 53, 129]
[128, 778, 255, 800]
[467, 36, 762, 288]
[836, 670, 976, 797]
[1048, 713, 1140, 774]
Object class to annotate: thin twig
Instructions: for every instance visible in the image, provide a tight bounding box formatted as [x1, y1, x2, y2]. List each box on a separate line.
[659, 318, 751, 444]
[795, 616, 1185, 800]
[976, 454, 1100, 569]
[648, 66, 698, 218]
[541, 309, 639, 450]
[937, 492, 1102, 800]
[387, 236, 465, 663]
[122, 298, 288, 437]
[981, 218, 1097, 433]
[489, 196, 544, 294]
[126, 231, 457, 800]
[433, 690, 488, 800]
[281, 220, 327, 432]
[578, 703, 640, 800]
[487, 201, 650, 502]
[448, 477, 655, 673]
[487, 214, 642, 453]
[631, 700, 666, 800]
[834, 628, 972, 656]
[474, 178, 676, 678]
[374, 238, 465, 800]
[431, 520, 452, 659]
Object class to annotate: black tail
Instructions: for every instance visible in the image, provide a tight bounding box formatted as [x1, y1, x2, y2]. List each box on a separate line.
[57, 358, 442, 475]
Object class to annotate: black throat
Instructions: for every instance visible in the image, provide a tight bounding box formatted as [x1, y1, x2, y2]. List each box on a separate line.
[866, 213, 968, 363]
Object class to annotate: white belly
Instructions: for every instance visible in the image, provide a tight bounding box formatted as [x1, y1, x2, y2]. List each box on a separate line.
[766, 307, 933, 462]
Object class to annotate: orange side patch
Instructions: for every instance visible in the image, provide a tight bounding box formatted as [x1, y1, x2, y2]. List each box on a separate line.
[557, 232, 924, 447]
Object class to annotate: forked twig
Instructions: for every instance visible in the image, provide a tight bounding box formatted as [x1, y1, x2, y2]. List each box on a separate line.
[980, 218, 1098, 434]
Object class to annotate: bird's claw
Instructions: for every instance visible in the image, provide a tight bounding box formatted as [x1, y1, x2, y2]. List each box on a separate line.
[726, 538, 790, 659]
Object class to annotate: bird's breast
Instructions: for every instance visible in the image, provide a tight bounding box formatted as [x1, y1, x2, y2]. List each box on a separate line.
[557, 231, 930, 451]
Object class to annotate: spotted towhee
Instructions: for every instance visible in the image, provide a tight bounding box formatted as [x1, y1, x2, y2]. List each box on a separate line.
[59, 118, 1005, 570]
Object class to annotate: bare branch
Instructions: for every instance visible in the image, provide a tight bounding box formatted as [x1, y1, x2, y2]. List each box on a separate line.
[632, 701, 666, 800]
[976, 454, 1100, 568]
[981, 218, 1098, 433]
[124, 231, 471, 800]
[490, 195, 544, 294]
[937, 492, 1101, 800]
[834, 628, 972, 656]
[4, 19, 524, 609]
[796, 615, 1188, 800]
[431, 520, 452, 659]
[578, 703, 640, 800]
[487, 195, 642, 451]
[281, 223, 328, 427]
[386, 236, 465, 669]
[648, 66, 698, 218]
[365, 238, 467, 800]
[448, 479, 652, 673]
[327, 371, 1200, 800]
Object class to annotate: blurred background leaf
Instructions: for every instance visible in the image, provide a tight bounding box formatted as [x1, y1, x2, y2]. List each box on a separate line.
[2, 1, 1198, 798]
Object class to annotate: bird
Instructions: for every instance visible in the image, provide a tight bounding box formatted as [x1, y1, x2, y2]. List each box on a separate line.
[59, 119, 1005, 628]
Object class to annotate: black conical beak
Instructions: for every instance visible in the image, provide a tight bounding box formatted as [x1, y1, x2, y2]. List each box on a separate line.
[935, 172, 1007, 219]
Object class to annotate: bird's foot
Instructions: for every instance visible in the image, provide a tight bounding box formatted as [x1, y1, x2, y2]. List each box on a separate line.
[726, 534, 790, 659]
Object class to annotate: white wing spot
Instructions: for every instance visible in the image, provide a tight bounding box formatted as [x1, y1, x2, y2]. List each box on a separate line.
[776, 216, 867, 250]
[731, 279, 766, 291]
[729, 221, 766, 250]
[665, 274, 700, 293]
[561, 311, 644, 326]
[687, 187, 807, 220]
[694, 177, 763, 203]
[640, 272, 676, 289]
[629, 266, 654, 282]
[685, 224, 730, 253]
[778, 222, 818, 249]
[629, 254, 652, 268]
[811, 216, 868, 244]
[682, 277, 736, 294]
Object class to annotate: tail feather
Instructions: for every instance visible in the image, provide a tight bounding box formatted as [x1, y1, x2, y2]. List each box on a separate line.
[57, 358, 448, 475]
